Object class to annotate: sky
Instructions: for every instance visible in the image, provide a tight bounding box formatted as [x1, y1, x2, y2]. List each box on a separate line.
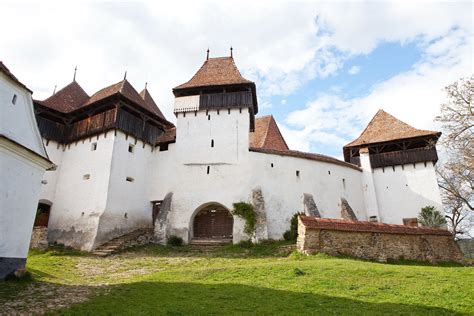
[1, 0, 472, 159]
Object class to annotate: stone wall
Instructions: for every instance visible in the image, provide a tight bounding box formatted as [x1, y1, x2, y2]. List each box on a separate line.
[30, 227, 48, 250]
[297, 216, 463, 263]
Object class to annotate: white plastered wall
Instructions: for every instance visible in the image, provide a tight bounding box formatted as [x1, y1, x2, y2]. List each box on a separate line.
[372, 162, 443, 224]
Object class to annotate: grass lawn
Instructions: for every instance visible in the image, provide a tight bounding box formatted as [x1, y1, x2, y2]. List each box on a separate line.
[1, 241, 473, 315]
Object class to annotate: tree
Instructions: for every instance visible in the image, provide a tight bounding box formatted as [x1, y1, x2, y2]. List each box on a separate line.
[435, 76, 473, 238]
[418, 206, 446, 228]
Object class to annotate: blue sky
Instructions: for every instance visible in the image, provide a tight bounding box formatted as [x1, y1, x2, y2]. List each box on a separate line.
[260, 41, 424, 157]
[1, 1, 472, 159]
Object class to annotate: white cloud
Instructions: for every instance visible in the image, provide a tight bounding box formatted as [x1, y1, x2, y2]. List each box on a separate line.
[281, 27, 472, 153]
[0, 1, 471, 150]
[348, 66, 360, 75]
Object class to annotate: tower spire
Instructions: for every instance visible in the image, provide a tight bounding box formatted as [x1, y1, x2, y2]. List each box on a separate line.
[145, 82, 148, 90]
[53, 85, 57, 95]
[206, 48, 210, 60]
[73, 66, 77, 82]
[230, 46, 233, 58]
[123, 70, 127, 80]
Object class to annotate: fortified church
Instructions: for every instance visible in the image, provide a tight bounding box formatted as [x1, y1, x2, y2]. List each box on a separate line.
[32, 53, 443, 251]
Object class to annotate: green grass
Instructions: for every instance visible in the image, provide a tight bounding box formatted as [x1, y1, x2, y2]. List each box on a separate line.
[1, 242, 473, 315]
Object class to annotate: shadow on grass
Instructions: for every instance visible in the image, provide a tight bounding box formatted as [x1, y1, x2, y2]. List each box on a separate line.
[59, 281, 462, 315]
[120, 241, 295, 259]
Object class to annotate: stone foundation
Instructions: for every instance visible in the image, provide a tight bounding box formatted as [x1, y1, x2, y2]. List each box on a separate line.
[30, 227, 49, 250]
[297, 216, 463, 263]
[0, 257, 26, 280]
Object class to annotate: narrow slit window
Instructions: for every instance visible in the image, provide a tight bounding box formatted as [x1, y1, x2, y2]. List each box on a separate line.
[328, 170, 331, 175]
[126, 177, 134, 182]
[211, 139, 214, 147]
[11, 94, 17, 105]
[342, 178, 346, 189]
[296, 170, 300, 177]
[128, 144, 135, 153]
[207, 166, 210, 174]
[91, 142, 97, 151]
[271, 163, 274, 168]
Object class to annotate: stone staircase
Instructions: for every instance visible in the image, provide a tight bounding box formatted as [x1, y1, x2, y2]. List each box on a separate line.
[188, 238, 233, 252]
[92, 228, 154, 257]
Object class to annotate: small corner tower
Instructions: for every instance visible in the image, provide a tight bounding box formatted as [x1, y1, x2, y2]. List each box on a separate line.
[172, 49, 258, 164]
[343, 109, 443, 224]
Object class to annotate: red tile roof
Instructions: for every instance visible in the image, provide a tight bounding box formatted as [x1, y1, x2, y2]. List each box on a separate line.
[0, 61, 32, 93]
[345, 109, 440, 147]
[155, 127, 176, 145]
[42, 81, 90, 113]
[299, 216, 451, 236]
[174, 57, 253, 90]
[250, 148, 361, 171]
[250, 115, 289, 151]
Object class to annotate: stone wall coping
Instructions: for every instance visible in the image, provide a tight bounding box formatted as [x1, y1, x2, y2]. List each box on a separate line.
[299, 216, 452, 236]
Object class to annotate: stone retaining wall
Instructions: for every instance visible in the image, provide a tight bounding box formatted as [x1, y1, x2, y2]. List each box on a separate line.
[297, 216, 463, 263]
[30, 227, 49, 250]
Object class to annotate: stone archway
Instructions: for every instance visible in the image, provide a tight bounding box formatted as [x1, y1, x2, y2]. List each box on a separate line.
[192, 203, 233, 240]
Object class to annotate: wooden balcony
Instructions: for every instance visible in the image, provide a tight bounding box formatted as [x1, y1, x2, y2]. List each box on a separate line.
[199, 91, 253, 109]
[349, 148, 438, 168]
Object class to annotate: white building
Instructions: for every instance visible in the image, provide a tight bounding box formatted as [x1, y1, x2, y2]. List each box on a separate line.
[0, 62, 53, 279]
[32, 54, 443, 251]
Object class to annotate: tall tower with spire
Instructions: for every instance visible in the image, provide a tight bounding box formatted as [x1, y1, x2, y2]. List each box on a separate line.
[172, 50, 258, 165]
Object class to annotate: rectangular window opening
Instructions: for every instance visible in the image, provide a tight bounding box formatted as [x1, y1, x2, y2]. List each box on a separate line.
[271, 163, 274, 168]
[83, 174, 90, 180]
[128, 144, 135, 153]
[126, 177, 135, 182]
[91, 142, 97, 151]
[12, 94, 17, 105]
[211, 139, 214, 147]
[296, 170, 300, 177]
[207, 166, 210, 174]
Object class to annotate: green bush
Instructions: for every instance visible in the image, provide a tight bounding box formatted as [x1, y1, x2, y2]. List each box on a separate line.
[232, 202, 256, 238]
[167, 235, 183, 247]
[284, 213, 303, 241]
[418, 206, 446, 228]
[238, 240, 253, 248]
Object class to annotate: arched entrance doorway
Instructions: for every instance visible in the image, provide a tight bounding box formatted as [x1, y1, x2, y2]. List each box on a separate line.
[193, 204, 233, 239]
[34, 201, 52, 227]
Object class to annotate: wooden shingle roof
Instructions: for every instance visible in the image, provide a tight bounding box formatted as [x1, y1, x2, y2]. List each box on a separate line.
[42, 81, 90, 113]
[139, 88, 166, 121]
[250, 115, 289, 151]
[345, 109, 440, 148]
[174, 57, 253, 90]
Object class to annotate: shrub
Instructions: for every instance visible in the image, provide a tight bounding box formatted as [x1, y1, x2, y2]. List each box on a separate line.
[167, 235, 183, 247]
[284, 213, 303, 241]
[418, 206, 446, 228]
[238, 240, 253, 248]
[232, 202, 256, 238]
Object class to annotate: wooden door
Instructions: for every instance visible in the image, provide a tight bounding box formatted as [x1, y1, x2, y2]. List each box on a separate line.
[193, 207, 233, 239]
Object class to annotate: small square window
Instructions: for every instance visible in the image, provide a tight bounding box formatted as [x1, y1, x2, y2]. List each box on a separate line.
[83, 174, 90, 180]
[12, 94, 17, 105]
[128, 144, 135, 153]
[91, 143, 97, 151]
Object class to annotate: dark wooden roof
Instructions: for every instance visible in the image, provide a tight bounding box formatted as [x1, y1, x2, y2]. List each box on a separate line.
[0, 61, 32, 93]
[299, 216, 451, 236]
[37, 79, 172, 126]
[42, 81, 90, 113]
[139, 88, 166, 120]
[250, 115, 289, 151]
[345, 109, 440, 148]
[174, 57, 253, 90]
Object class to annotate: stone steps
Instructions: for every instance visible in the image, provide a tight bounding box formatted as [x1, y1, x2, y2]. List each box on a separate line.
[188, 239, 232, 252]
[91, 228, 153, 257]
